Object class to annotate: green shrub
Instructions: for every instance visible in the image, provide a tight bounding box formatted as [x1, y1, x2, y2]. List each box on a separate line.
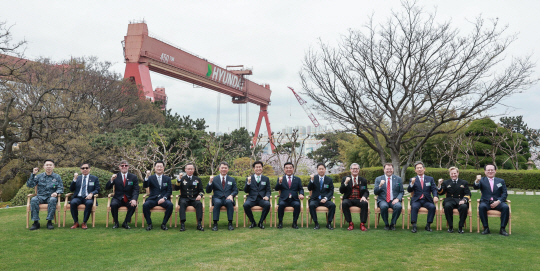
[0, 172, 28, 202]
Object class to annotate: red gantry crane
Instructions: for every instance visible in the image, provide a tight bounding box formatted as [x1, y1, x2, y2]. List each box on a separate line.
[288, 86, 320, 127]
[122, 22, 275, 150]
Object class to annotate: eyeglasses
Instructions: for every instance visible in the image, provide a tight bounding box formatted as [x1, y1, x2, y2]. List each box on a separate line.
[80, 167, 89, 170]
[351, 168, 360, 170]
[120, 165, 129, 167]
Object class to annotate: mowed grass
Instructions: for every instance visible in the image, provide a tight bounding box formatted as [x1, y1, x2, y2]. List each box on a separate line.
[0, 191, 538, 270]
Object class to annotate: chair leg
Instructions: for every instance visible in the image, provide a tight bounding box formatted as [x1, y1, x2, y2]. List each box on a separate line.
[26, 209, 29, 228]
[375, 213, 379, 228]
[243, 212, 246, 228]
[135, 209, 138, 227]
[509, 216, 512, 234]
[106, 210, 109, 228]
[401, 211, 404, 229]
[340, 210, 343, 228]
[63, 210, 66, 227]
[368, 212, 370, 229]
[477, 215, 480, 233]
[92, 211, 95, 227]
[174, 211, 177, 228]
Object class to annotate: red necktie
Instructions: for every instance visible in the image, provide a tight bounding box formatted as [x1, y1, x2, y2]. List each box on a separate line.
[123, 174, 128, 203]
[386, 177, 391, 203]
[354, 177, 357, 186]
[420, 176, 424, 199]
[222, 176, 226, 189]
[288, 176, 292, 188]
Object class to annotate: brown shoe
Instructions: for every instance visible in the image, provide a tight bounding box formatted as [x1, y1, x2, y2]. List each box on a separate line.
[70, 222, 79, 229]
[81, 222, 88, 230]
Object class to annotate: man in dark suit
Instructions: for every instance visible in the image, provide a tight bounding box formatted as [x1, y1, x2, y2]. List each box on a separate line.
[105, 160, 139, 229]
[275, 162, 305, 229]
[206, 162, 238, 231]
[437, 166, 471, 234]
[175, 163, 204, 231]
[143, 161, 173, 231]
[69, 163, 100, 230]
[474, 164, 509, 236]
[243, 161, 271, 229]
[407, 161, 438, 233]
[373, 163, 404, 231]
[308, 163, 335, 230]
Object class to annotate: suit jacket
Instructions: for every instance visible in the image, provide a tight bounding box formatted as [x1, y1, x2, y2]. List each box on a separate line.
[307, 175, 334, 201]
[437, 178, 471, 204]
[70, 174, 100, 198]
[374, 174, 403, 204]
[175, 175, 204, 200]
[473, 177, 507, 203]
[244, 174, 271, 201]
[143, 174, 172, 201]
[206, 175, 238, 204]
[407, 175, 438, 203]
[274, 175, 304, 201]
[340, 175, 369, 200]
[105, 172, 139, 202]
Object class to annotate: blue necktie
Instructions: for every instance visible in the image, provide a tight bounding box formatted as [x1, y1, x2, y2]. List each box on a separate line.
[81, 176, 87, 197]
[319, 176, 324, 199]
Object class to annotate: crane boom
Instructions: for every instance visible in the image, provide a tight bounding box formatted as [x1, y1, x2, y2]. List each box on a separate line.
[288, 86, 320, 127]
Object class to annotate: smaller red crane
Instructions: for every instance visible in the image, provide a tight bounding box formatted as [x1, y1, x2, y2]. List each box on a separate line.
[288, 86, 320, 127]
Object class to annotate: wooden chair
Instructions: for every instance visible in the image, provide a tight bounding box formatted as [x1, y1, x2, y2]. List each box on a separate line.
[105, 186, 138, 227]
[242, 195, 271, 227]
[63, 193, 98, 227]
[407, 192, 438, 229]
[26, 187, 60, 228]
[208, 195, 238, 228]
[174, 193, 205, 227]
[476, 199, 511, 234]
[373, 195, 402, 229]
[141, 188, 173, 228]
[437, 193, 472, 232]
[306, 191, 335, 228]
[273, 191, 304, 227]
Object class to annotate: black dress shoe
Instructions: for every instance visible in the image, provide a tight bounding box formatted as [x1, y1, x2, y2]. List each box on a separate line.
[122, 222, 131, 229]
[47, 221, 54, 230]
[447, 227, 454, 233]
[313, 223, 320, 230]
[425, 224, 432, 232]
[29, 222, 40, 231]
[277, 222, 283, 229]
[212, 224, 218, 231]
[249, 221, 257, 228]
[258, 222, 265, 229]
[458, 228, 464, 234]
[197, 223, 204, 231]
[500, 228, 509, 236]
[384, 225, 390, 230]
[112, 222, 120, 229]
[390, 224, 396, 231]
[326, 223, 334, 230]
[146, 224, 153, 231]
[180, 223, 186, 232]
[481, 227, 490, 235]
[228, 222, 234, 231]
[292, 223, 299, 229]
[411, 224, 417, 233]
[161, 224, 168, 231]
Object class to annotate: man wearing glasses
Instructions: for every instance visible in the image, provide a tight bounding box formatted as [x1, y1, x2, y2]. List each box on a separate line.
[106, 160, 139, 229]
[474, 164, 509, 236]
[341, 163, 369, 231]
[69, 163, 100, 229]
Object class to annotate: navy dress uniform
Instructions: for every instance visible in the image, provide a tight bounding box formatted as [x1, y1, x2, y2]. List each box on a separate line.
[175, 174, 204, 230]
[438, 178, 471, 233]
[26, 172, 64, 228]
[69, 174, 100, 225]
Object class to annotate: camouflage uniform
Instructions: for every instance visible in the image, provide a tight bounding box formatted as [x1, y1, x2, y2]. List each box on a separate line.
[27, 172, 64, 221]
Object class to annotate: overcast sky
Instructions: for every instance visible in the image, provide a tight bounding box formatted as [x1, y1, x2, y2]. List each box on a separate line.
[2, 0, 539, 134]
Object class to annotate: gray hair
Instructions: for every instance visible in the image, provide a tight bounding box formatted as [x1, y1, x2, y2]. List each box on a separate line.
[414, 161, 424, 168]
[350, 163, 360, 169]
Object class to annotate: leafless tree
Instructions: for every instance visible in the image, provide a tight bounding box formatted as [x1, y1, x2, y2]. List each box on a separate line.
[499, 130, 525, 170]
[199, 133, 243, 175]
[300, 1, 537, 178]
[265, 130, 311, 175]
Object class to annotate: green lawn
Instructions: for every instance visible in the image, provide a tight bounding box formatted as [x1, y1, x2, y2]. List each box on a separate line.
[0, 191, 537, 270]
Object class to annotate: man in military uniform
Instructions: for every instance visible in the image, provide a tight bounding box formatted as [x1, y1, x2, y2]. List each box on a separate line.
[437, 167, 471, 234]
[175, 163, 204, 231]
[26, 159, 64, 230]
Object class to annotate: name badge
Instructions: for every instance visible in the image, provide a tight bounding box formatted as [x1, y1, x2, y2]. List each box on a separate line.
[193, 181, 197, 185]
[324, 184, 329, 188]
[460, 185, 464, 188]
[426, 182, 431, 186]
[497, 183, 502, 188]
[164, 183, 168, 186]
[228, 182, 232, 185]
[128, 182, 133, 185]
[261, 182, 266, 185]
[361, 186, 366, 189]
[89, 182, 94, 186]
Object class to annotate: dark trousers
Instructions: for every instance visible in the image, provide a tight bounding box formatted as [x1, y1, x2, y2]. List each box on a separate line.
[478, 200, 509, 228]
[243, 197, 271, 223]
[143, 199, 173, 226]
[309, 198, 336, 223]
[70, 197, 93, 223]
[278, 198, 301, 223]
[443, 199, 469, 228]
[343, 199, 369, 223]
[179, 198, 203, 222]
[410, 198, 436, 224]
[378, 200, 402, 226]
[110, 198, 137, 224]
[212, 197, 235, 222]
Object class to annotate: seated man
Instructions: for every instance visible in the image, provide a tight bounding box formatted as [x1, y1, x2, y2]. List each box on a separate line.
[69, 163, 100, 230]
[206, 162, 238, 231]
[308, 163, 335, 230]
[474, 164, 509, 236]
[27, 159, 64, 230]
[275, 162, 305, 229]
[437, 166, 471, 234]
[105, 160, 139, 229]
[143, 161, 173, 231]
[407, 161, 438, 233]
[373, 163, 403, 231]
[243, 161, 271, 229]
[175, 163, 204, 231]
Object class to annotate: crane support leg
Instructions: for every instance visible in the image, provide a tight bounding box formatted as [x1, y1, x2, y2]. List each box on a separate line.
[124, 62, 154, 100]
[253, 105, 275, 151]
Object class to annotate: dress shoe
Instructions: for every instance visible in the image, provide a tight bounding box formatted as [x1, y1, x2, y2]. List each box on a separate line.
[291, 223, 299, 229]
[122, 222, 131, 229]
[258, 222, 265, 229]
[81, 223, 88, 230]
[112, 222, 120, 229]
[360, 223, 366, 231]
[348, 222, 355, 231]
[277, 222, 283, 229]
[29, 222, 40, 231]
[481, 227, 490, 235]
[228, 222, 234, 231]
[390, 224, 396, 231]
[197, 223, 204, 231]
[500, 228, 509, 236]
[161, 224, 168, 230]
[180, 223, 186, 231]
[447, 227, 454, 233]
[212, 223, 218, 231]
[313, 222, 320, 230]
[458, 228, 464, 234]
[146, 224, 153, 231]
[411, 224, 417, 233]
[425, 224, 432, 232]
[249, 221, 257, 229]
[326, 223, 334, 230]
[384, 225, 390, 230]
[70, 222, 80, 229]
[47, 221, 54, 230]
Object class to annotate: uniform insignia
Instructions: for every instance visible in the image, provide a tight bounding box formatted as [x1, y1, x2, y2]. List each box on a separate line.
[183, 181, 187, 185]
[52, 179, 57, 183]
[447, 185, 451, 188]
